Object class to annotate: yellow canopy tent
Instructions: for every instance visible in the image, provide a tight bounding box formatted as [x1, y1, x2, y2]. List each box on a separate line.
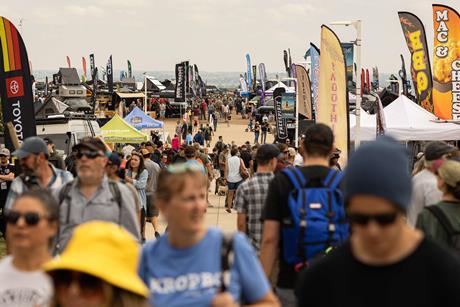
[101, 114, 148, 143]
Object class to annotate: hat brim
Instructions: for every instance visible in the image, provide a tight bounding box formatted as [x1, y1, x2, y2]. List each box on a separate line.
[12, 149, 31, 160]
[72, 143, 103, 153]
[44, 253, 149, 298]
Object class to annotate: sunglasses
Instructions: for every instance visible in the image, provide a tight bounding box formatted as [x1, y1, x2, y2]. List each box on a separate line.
[347, 212, 399, 226]
[5, 211, 47, 226]
[76, 150, 102, 159]
[51, 270, 103, 294]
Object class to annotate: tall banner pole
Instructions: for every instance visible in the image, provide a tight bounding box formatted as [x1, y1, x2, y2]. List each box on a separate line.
[432, 4, 460, 120]
[0, 17, 36, 150]
[398, 12, 434, 114]
[318, 25, 350, 166]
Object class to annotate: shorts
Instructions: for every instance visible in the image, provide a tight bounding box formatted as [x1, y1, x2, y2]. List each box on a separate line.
[146, 193, 159, 217]
[227, 180, 243, 191]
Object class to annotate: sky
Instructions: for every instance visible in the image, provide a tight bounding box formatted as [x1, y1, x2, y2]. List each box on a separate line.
[2, 0, 457, 74]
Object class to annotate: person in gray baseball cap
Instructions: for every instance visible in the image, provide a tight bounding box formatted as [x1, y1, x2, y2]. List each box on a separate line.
[5, 137, 73, 211]
[408, 141, 459, 226]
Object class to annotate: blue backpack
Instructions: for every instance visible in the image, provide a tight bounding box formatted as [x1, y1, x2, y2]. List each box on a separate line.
[281, 167, 349, 270]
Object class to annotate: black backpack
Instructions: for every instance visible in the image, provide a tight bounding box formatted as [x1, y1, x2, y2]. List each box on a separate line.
[426, 206, 460, 256]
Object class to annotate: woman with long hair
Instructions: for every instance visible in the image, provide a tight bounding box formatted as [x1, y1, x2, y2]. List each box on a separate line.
[138, 163, 279, 306]
[44, 221, 149, 307]
[125, 151, 149, 242]
[0, 190, 58, 306]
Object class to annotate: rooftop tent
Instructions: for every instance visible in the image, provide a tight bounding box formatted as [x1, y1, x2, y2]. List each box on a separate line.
[35, 97, 70, 117]
[57, 68, 81, 85]
[143, 77, 166, 91]
[124, 106, 164, 129]
[101, 114, 148, 143]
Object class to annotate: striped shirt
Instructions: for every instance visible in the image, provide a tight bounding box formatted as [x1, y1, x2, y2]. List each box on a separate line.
[234, 172, 275, 251]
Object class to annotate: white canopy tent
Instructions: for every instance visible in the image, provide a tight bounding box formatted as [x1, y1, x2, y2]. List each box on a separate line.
[264, 82, 295, 94]
[349, 95, 460, 141]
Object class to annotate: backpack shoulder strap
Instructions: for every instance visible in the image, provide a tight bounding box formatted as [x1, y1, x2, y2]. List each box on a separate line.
[282, 167, 307, 190]
[220, 232, 235, 292]
[58, 181, 74, 206]
[323, 169, 342, 190]
[426, 206, 457, 237]
[108, 180, 123, 224]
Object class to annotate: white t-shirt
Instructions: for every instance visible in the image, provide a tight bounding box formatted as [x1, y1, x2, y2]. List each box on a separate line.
[0, 256, 53, 307]
[227, 156, 243, 183]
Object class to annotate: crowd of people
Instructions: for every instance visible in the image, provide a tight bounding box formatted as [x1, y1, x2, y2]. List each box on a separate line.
[1, 116, 460, 306]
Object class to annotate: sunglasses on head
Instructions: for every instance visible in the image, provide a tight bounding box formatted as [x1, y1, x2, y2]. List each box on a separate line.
[5, 211, 47, 226]
[76, 150, 102, 159]
[167, 163, 204, 174]
[347, 212, 399, 226]
[51, 270, 103, 294]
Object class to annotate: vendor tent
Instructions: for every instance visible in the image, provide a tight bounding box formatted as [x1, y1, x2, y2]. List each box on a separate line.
[101, 114, 148, 143]
[349, 95, 460, 141]
[124, 107, 164, 129]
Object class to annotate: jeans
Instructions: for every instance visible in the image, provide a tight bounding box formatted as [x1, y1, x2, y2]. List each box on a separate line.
[254, 132, 260, 144]
[261, 131, 267, 144]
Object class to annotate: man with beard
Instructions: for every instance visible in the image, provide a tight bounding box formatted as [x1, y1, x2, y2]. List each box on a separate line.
[52, 138, 139, 252]
[5, 137, 73, 211]
[53, 137, 139, 254]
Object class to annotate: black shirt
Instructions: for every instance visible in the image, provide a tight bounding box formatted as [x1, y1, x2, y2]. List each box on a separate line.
[296, 239, 460, 307]
[0, 164, 14, 206]
[263, 165, 332, 289]
[240, 150, 252, 169]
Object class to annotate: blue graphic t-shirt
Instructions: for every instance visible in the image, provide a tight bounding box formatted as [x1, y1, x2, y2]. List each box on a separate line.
[138, 227, 270, 307]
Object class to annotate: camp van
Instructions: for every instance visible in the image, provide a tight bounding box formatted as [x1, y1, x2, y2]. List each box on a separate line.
[36, 113, 101, 155]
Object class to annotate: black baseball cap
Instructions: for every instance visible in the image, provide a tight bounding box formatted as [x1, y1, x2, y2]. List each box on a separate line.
[13, 136, 49, 159]
[107, 152, 121, 167]
[43, 137, 53, 145]
[256, 144, 280, 162]
[73, 137, 106, 153]
[424, 141, 458, 161]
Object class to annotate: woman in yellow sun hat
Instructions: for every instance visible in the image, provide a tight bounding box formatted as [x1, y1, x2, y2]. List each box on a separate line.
[43, 221, 149, 307]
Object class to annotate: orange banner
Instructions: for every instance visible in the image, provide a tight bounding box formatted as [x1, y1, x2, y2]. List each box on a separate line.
[432, 4, 460, 120]
[317, 25, 349, 166]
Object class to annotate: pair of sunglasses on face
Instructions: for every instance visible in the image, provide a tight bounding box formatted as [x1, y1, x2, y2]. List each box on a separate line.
[76, 150, 103, 159]
[51, 270, 103, 294]
[347, 212, 399, 226]
[5, 211, 48, 226]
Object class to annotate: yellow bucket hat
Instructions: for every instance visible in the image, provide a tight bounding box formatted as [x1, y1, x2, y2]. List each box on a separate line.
[43, 221, 149, 298]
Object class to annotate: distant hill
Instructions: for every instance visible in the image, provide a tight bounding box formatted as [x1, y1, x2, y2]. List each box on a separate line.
[33, 70, 403, 89]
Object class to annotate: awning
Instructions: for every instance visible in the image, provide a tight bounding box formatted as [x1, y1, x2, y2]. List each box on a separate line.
[116, 92, 145, 99]
[101, 114, 148, 143]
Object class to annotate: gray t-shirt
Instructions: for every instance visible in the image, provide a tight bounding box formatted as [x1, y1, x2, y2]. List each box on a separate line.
[0, 256, 53, 307]
[408, 169, 442, 226]
[144, 159, 161, 193]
